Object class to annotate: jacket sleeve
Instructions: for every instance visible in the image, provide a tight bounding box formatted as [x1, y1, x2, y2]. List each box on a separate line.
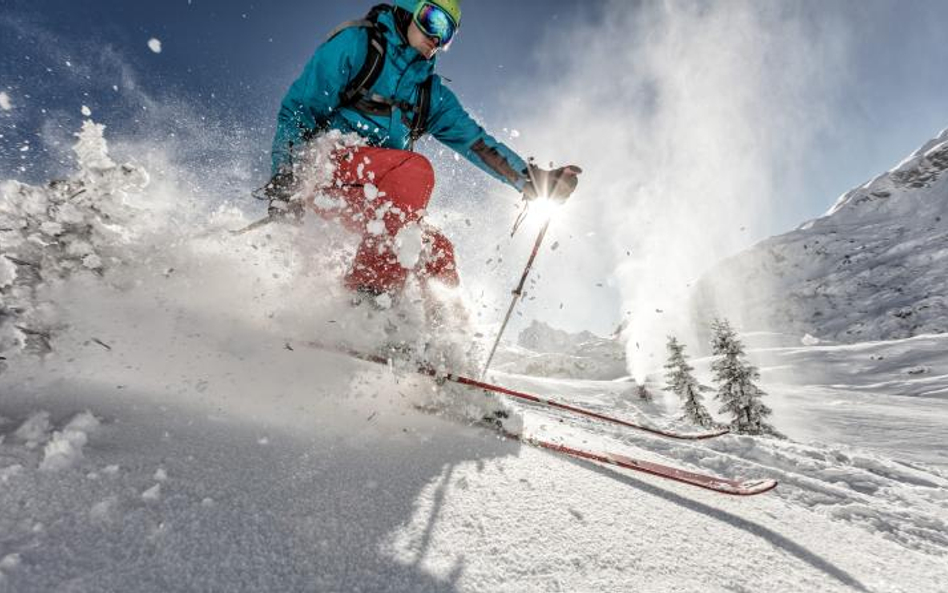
[425, 76, 529, 191]
[271, 27, 368, 175]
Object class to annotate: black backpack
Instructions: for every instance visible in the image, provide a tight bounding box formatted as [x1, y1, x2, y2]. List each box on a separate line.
[327, 4, 433, 149]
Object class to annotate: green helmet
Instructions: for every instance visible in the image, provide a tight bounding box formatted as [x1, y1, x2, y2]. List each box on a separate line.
[393, 0, 461, 26]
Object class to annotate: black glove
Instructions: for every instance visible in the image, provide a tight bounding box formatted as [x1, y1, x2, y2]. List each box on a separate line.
[263, 171, 304, 220]
[523, 164, 583, 203]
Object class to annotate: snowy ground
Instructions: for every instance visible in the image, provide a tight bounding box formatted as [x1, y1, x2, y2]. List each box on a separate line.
[2, 124, 947, 592]
[755, 334, 948, 469]
[2, 333, 948, 592]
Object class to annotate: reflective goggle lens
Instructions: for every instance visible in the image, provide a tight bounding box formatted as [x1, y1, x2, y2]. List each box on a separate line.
[415, 3, 457, 47]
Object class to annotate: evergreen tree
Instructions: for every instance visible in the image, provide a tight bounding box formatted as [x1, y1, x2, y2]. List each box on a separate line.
[709, 319, 779, 436]
[663, 336, 715, 428]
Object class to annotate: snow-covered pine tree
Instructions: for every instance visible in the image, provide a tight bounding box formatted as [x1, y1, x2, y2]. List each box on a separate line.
[709, 319, 780, 436]
[663, 336, 715, 428]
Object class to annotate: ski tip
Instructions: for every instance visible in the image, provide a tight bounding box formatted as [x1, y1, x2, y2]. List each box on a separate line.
[668, 428, 730, 440]
[732, 478, 778, 496]
[696, 428, 731, 439]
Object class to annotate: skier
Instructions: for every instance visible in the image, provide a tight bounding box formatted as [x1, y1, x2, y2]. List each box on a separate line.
[264, 0, 582, 300]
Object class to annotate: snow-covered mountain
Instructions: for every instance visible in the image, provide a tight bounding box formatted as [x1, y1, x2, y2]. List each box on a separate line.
[693, 127, 948, 343]
[517, 320, 602, 353]
[492, 320, 627, 380]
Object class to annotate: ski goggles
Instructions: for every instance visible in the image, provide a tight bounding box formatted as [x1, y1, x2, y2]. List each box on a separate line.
[413, 2, 458, 48]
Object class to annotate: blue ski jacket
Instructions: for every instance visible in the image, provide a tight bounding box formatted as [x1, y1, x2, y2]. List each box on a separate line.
[271, 8, 528, 191]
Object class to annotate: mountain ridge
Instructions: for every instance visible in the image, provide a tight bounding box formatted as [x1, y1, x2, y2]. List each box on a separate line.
[693, 126, 948, 343]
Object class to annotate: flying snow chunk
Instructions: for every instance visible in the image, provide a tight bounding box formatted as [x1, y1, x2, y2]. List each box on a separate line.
[0, 92, 11, 111]
[366, 219, 386, 236]
[81, 105, 92, 117]
[364, 183, 379, 201]
[395, 222, 424, 269]
[147, 38, 163, 54]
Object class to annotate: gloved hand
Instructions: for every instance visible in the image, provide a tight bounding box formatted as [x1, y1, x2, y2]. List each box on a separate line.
[523, 164, 583, 203]
[263, 171, 304, 220]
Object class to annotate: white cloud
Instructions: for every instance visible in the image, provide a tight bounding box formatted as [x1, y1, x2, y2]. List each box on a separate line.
[147, 38, 162, 54]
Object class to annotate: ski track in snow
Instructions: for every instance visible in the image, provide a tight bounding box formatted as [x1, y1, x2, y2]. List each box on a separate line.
[500, 366, 948, 556]
[1, 122, 947, 592]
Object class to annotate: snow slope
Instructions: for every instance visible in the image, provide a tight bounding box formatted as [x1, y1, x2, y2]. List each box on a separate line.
[693, 127, 948, 343]
[1, 123, 947, 592]
[2, 338, 948, 592]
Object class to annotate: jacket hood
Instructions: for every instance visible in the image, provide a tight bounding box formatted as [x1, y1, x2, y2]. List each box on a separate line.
[377, 7, 437, 70]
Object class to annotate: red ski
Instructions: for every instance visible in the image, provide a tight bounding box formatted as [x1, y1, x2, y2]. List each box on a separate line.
[305, 340, 729, 441]
[412, 405, 775, 495]
[510, 433, 777, 496]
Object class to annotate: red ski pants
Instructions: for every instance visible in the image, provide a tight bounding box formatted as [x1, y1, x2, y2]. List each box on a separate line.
[318, 147, 459, 294]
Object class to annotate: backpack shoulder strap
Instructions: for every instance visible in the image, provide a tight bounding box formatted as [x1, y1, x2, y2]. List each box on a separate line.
[333, 5, 392, 107]
[408, 75, 434, 149]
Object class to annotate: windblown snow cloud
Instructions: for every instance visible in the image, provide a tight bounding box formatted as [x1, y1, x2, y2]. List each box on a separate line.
[512, 0, 851, 379]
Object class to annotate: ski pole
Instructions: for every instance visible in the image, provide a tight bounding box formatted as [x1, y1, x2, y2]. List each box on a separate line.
[229, 202, 306, 236]
[482, 215, 553, 377]
[230, 214, 277, 236]
[230, 180, 306, 236]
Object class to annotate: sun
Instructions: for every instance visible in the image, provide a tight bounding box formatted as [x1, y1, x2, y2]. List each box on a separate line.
[529, 196, 566, 220]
